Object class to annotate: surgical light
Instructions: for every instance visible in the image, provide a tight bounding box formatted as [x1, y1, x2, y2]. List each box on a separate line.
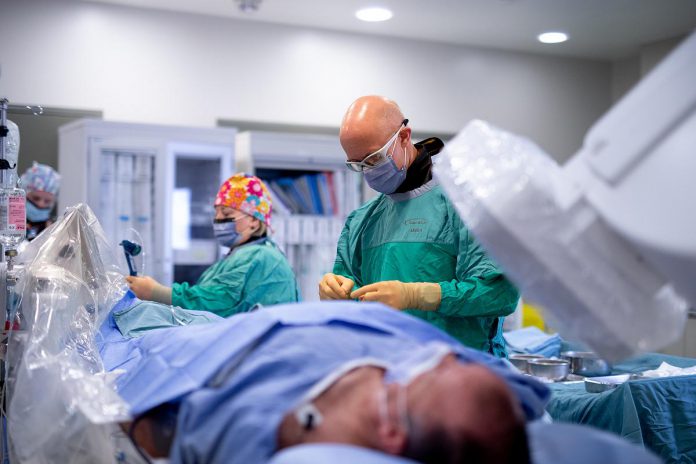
[356, 7, 393, 22]
[537, 32, 569, 44]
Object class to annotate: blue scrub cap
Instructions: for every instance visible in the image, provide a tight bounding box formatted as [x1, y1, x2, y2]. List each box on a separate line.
[20, 161, 61, 195]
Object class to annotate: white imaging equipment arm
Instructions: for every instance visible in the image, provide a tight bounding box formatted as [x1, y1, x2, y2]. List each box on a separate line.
[435, 32, 696, 361]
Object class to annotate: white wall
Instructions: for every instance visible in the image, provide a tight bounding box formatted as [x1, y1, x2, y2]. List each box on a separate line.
[0, 0, 611, 160]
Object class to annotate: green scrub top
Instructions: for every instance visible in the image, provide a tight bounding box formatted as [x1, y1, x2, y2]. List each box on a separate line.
[172, 238, 299, 317]
[333, 180, 519, 357]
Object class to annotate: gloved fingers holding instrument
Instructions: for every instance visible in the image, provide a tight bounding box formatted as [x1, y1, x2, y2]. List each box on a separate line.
[319, 273, 355, 300]
[350, 280, 441, 311]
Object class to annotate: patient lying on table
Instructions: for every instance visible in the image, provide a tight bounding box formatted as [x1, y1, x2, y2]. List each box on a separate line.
[100, 298, 659, 464]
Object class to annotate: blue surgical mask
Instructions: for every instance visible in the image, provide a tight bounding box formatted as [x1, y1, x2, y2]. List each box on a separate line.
[213, 219, 242, 248]
[363, 137, 407, 194]
[26, 201, 52, 222]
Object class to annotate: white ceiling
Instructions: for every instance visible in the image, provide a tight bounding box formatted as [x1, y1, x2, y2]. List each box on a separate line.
[84, 0, 696, 60]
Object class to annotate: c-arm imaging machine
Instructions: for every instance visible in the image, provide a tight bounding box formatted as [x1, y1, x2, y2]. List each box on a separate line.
[435, 31, 696, 361]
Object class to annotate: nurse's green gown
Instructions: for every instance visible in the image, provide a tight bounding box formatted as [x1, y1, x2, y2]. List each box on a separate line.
[173, 238, 299, 317]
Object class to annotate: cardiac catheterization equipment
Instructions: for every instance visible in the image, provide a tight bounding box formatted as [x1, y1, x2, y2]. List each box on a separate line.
[435, 31, 696, 361]
[120, 240, 143, 277]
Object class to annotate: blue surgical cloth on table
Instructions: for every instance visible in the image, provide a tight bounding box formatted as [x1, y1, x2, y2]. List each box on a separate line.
[504, 326, 562, 358]
[98, 300, 551, 464]
[547, 353, 696, 463]
[269, 422, 661, 464]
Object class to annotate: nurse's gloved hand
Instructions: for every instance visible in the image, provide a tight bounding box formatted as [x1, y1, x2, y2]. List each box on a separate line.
[351, 281, 441, 311]
[319, 273, 355, 300]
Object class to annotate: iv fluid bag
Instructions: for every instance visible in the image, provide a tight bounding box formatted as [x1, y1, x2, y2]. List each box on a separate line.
[0, 187, 26, 248]
[1, 120, 26, 248]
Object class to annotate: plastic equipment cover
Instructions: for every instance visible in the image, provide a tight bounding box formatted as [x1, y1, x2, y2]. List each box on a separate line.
[5, 204, 131, 463]
[433, 120, 687, 361]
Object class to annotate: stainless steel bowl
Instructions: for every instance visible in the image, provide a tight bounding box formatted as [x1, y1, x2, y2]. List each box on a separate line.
[509, 354, 545, 373]
[561, 351, 611, 377]
[584, 374, 631, 393]
[527, 359, 570, 381]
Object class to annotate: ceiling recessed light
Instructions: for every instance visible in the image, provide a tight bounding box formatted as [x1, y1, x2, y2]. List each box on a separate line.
[537, 32, 569, 44]
[356, 7, 393, 22]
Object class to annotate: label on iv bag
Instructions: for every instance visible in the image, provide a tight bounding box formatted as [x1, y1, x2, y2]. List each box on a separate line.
[0, 190, 27, 233]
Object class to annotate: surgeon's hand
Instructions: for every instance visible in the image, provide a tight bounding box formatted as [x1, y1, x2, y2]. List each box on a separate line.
[319, 273, 355, 300]
[125, 275, 158, 300]
[351, 281, 441, 311]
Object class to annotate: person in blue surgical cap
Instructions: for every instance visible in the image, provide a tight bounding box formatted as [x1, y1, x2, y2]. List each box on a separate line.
[20, 161, 61, 240]
[98, 301, 659, 464]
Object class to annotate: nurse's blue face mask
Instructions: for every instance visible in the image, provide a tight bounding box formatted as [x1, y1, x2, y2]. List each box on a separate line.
[345, 119, 409, 195]
[213, 217, 243, 248]
[26, 200, 52, 222]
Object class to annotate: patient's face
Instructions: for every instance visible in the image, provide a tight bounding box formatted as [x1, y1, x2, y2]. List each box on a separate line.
[404, 355, 526, 462]
[278, 355, 527, 462]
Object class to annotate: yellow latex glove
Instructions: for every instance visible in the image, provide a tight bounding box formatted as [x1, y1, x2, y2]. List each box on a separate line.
[350, 281, 441, 311]
[319, 273, 355, 300]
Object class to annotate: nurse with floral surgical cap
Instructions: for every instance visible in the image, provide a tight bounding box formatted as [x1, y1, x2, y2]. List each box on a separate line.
[127, 173, 299, 316]
[20, 162, 61, 240]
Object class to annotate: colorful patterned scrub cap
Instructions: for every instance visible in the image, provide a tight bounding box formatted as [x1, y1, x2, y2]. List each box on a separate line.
[20, 162, 61, 195]
[214, 173, 272, 226]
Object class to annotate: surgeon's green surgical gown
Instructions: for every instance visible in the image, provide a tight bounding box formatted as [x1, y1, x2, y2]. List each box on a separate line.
[172, 238, 299, 317]
[334, 181, 519, 357]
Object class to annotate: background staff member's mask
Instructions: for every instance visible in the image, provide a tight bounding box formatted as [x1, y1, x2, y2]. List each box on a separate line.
[26, 200, 52, 222]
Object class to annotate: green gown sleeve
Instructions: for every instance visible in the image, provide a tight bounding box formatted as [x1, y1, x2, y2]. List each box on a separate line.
[437, 221, 520, 318]
[172, 245, 299, 317]
[332, 210, 361, 286]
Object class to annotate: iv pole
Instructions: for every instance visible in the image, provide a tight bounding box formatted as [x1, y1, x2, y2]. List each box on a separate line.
[0, 97, 43, 464]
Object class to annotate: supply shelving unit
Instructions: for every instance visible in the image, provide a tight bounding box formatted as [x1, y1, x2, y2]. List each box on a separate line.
[58, 119, 236, 285]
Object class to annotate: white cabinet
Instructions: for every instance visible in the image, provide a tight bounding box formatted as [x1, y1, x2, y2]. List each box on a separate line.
[236, 131, 364, 301]
[59, 119, 236, 285]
